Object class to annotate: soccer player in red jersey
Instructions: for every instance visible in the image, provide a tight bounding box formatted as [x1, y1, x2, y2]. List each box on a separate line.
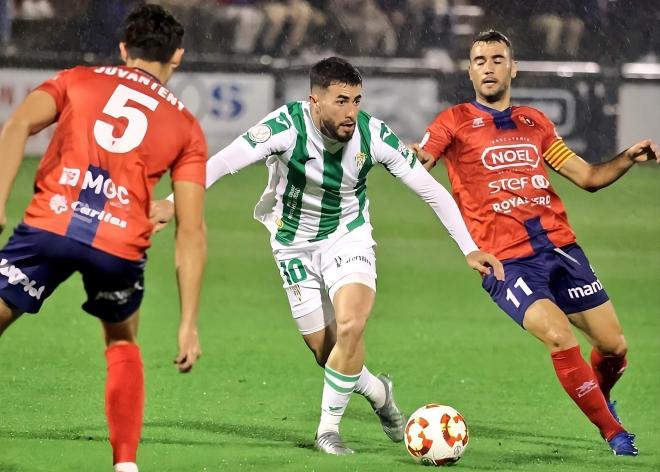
[414, 30, 659, 456]
[0, 5, 207, 472]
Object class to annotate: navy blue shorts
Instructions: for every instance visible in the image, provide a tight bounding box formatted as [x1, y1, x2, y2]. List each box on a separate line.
[481, 243, 609, 327]
[0, 223, 144, 323]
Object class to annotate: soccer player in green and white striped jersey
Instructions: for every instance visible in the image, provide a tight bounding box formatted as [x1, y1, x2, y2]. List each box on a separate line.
[152, 57, 504, 455]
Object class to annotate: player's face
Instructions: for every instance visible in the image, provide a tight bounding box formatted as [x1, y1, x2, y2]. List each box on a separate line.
[311, 82, 362, 142]
[468, 41, 517, 103]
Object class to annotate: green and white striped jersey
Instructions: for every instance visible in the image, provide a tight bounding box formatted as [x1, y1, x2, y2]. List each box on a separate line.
[237, 101, 417, 245]
[205, 100, 479, 254]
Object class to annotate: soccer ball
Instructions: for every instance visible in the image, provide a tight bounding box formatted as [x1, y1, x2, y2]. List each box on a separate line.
[404, 404, 469, 466]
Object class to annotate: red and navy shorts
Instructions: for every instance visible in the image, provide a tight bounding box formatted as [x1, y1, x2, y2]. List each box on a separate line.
[0, 223, 144, 323]
[481, 220, 609, 327]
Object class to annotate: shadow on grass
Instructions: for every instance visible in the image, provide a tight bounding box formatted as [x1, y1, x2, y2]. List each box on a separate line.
[145, 419, 314, 449]
[0, 427, 218, 447]
[470, 422, 596, 447]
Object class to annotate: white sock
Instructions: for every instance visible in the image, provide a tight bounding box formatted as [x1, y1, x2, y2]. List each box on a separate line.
[353, 365, 386, 409]
[317, 365, 360, 436]
[114, 463, 138, 472]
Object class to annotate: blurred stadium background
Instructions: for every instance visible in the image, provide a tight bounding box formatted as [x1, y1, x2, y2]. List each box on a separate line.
[0, 1, 659, 471]
[0, 0, 659, 157]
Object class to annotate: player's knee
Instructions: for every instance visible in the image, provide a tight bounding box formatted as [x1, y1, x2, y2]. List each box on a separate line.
[595, 335, 628, 357]
[336, 316, 367, 345]
[542, 327, 576, 351]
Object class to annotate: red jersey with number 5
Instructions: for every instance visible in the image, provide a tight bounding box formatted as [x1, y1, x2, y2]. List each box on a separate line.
[422, 101, 577, 260]
[23, 65, 207, 260]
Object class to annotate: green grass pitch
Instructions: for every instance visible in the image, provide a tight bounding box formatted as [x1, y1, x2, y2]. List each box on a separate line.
[0, 158, 658, 471]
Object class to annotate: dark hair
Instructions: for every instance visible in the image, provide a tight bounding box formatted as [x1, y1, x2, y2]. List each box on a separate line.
[472, 29, 513, 57]
[310, 57, 362, 90]
[122, 4, 184, 63]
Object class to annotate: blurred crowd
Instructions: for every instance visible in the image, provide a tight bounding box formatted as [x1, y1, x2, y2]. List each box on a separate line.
[0, 0, 658, 63]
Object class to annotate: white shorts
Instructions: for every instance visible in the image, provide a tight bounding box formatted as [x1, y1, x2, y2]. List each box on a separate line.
[271, 225, 377, 335]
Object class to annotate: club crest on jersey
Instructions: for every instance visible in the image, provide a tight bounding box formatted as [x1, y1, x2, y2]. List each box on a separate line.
[518, 115, 535, 127]
[472, 117, 485, 128]
[247, 124, 272, 144]
[355, 152, 366, 171]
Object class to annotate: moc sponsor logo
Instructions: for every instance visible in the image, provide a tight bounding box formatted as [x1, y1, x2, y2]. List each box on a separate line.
[0, 258, 45, 300]
[481, 144, 540, 171]
[567, 280, 603, 299]
[488, 174, 550, 194]
[59, 167, 130, 205]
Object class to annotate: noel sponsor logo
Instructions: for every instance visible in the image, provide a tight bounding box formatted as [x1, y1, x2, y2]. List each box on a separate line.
[481, 144, 540, 171]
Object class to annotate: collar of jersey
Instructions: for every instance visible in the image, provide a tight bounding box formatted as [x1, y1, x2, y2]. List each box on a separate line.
[131, 66, 162, 84]
[470, 100, 516, 129]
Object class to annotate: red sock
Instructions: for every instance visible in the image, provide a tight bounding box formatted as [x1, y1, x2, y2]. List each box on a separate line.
[105, 343, 144, 464]
[590, 348, 627, 401]
[551, 346, 624, 441]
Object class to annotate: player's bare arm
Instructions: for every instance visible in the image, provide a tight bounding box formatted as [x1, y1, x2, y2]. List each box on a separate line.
[150, 199, 175, 233]
[558, 139, 659, 192]
[410, 143, 437, 171]
[0, 91, 57, 232]
[172, 180, 206, 373]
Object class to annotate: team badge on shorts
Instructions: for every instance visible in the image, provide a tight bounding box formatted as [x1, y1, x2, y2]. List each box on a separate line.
[289, 284, 302, 302]
[355, 152, 366, 171]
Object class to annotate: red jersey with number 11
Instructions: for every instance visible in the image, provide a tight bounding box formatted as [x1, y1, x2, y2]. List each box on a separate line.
[422, 101, 576, 260]
[23, 65, 207, 260]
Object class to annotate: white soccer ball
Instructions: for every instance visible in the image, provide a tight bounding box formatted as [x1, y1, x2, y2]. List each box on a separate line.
[404, 404, 469, 466]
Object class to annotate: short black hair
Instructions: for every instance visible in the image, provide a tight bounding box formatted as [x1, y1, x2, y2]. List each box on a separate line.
[310, 57, 362, 90]
[472, 29, 513, 57]
[122, 4, 184, 63]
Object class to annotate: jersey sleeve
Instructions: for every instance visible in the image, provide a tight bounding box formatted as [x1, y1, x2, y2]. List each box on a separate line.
[398, 164, 479, 255]
[35, 68, 73, 117]
[420, 108, 455, 161]
[372, 119, 418, 179]
[537, 111, 576, 171]
[171, 119, 208, 186]
[206, 106, 296, 188]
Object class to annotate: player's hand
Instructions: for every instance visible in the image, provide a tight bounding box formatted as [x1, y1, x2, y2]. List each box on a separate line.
[410, 143, 437, 171]
[149, 199, 175, 234]
[175, 322, 202, 373]
[624, 139, 660, 163]
[466, 250, 505, 281]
